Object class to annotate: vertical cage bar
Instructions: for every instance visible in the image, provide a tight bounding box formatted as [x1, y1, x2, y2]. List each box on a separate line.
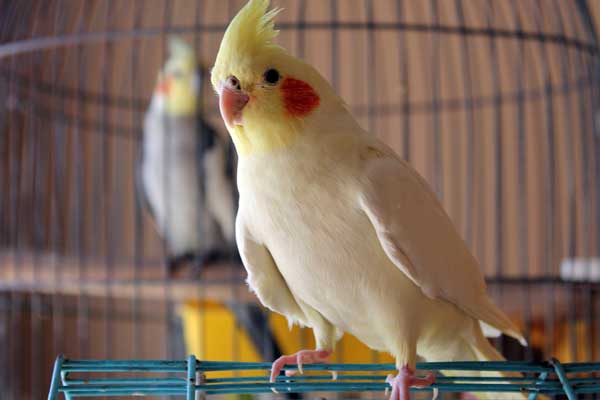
[0, 294, 8, 396]
[7, 3, 24, 397]
[430, 0, 442, 200]
[569, 1, 596, 367]
[46, 355, 64, 400]
[50, 0, 67, 362]
[485, 0, 505, 354]
[295, 0, 307, 59]
[553, 0, 579, 363]
[75, 0, 90, 360]
[365, 0, 379, 364]
[455, 0, 474, 247]
[27, 3, 44, 398]
[228, 0, 243, 368]
[330, 0, 341, 364]
[101, 0, 115, 364]
[296, 0, 308, 354]
[187, 355, 196, 400]
[130, 0, 145, 361]
[575, 0, 600, 370]
[510, 0, 533, 359]
[329, 0, 339, 92]
[396, 0, 411, 163]
[533, 0, 557, 359]
[160, 8, 176, 398]
[194, 0, 208, 365]
[486, 0, 504, 280]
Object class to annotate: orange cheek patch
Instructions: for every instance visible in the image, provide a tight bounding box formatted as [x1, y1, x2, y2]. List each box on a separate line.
[156, 77, 172, 95]
[281, 77, 320, 117]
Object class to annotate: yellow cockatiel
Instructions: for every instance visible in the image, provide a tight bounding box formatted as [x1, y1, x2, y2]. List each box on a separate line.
[211, 2, 526, 400]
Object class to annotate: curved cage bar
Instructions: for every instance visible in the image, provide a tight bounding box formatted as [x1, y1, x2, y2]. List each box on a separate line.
[1, 1, 600, 399]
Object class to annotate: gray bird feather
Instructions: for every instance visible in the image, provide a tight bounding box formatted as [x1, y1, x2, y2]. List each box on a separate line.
[139, 106, 235, 264]
[137, 48, 281, 364]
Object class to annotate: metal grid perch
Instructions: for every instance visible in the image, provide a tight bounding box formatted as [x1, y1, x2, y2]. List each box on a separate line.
[48, 355, 600, 399]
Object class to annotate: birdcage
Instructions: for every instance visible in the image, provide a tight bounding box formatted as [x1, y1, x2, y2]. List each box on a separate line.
[1, 1, 600, 399]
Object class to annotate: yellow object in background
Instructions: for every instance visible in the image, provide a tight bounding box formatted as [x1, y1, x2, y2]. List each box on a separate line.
[179, 300, 261, 365]
[546, 320, 595, 363]
[179, 300, 395, 377]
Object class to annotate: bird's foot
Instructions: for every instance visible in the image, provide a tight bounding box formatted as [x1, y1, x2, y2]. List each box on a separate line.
[270, 349, 337, 384]
[385, 366, 436, 400]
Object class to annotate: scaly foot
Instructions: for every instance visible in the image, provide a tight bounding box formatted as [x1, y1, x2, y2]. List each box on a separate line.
[386, 365, 436, 400]
[270, 349, 336, 383]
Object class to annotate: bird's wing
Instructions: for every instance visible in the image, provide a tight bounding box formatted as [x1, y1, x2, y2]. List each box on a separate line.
[359, 155, 525, 344]
[203, 133, 238, 245]
[134, 135, 159, 232]
[236, 212, 309, 328]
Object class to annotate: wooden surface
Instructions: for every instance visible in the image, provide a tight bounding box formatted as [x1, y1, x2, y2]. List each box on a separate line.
[0, 251, 256, 302]
[2, 251, 597, 326]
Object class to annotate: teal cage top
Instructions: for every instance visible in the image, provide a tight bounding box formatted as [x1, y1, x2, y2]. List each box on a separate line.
[47, 355, 600, 400]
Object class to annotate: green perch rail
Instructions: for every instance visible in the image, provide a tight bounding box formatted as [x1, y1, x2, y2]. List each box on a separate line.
[47, 355, 600, 399]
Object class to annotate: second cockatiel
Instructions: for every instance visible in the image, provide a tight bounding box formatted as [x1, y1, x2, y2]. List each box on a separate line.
[140, 37, 237, 274]
[140, 37, 284, 365]
[211, 2, 526, 400]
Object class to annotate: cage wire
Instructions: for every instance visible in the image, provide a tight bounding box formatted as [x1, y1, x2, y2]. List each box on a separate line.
[45, 356, 600, 399]
[1, 0, 600, 399]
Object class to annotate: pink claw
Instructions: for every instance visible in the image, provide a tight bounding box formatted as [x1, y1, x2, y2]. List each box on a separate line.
[270, 349, 334, 383]
[386, 366, 436, 400]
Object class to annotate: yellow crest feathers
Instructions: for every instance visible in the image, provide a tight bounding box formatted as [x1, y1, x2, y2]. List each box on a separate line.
[166, 36, 196, 72]
[212, 0, 282, 89]
[225, 0, 280, 54]
[168, 36, 194, 59]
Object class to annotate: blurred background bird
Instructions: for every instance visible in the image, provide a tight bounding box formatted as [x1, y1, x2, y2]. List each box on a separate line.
[138, 36, 283, 365]
[139, 36, 238, 277]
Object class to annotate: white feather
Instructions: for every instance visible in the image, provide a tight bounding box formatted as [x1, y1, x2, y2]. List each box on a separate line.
[236, 118, 526, 371]
[142, 112, 205, 254]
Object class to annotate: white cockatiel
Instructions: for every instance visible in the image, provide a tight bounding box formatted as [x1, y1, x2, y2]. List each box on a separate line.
[211, 2, 526, 400]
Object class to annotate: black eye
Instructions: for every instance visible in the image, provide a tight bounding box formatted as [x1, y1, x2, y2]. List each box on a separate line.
[263, 68, 280, 85]
[226, 76, 241, 90]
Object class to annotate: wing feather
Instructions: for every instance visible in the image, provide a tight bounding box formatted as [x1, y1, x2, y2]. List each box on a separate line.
[236, 213, 309, 328]
[359, 155, 525, 344]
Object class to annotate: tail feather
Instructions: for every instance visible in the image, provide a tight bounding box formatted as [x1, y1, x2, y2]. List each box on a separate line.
[465, 295, 527, 346]
[464, 332, 528, 400]
[479, 321, 502, 338]
[428, 328, 527, 400]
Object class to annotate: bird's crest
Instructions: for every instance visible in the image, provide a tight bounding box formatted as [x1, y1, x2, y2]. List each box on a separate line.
[213, 0, 282, 82]
[169, 36, 193, 58]
[166, 36, 195, 71]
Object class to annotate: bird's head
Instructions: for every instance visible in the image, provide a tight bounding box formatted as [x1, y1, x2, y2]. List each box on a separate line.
[153, 37, 200, 117]
[211, 0, 343, 156]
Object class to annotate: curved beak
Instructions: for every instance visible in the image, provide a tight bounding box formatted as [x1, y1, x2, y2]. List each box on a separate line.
[218, 84, 250, 128]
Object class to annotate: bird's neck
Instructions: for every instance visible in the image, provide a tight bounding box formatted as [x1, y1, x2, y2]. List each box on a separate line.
[233, 95, 357, 156]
